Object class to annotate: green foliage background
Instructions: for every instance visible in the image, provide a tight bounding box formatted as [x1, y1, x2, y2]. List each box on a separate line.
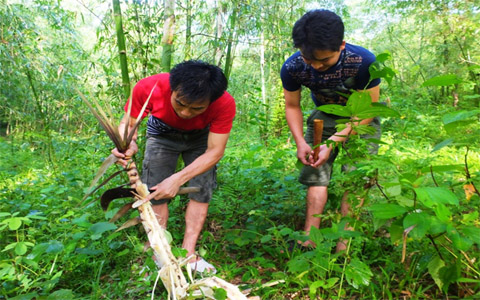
[1, 0, 479, 299]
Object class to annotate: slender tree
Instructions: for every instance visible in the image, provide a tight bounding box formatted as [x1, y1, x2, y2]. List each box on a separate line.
[223, 5, 237, 81]
[184, 0, 192, 60]
[112, 0, 131, 99]
[161, 0, 175, 71]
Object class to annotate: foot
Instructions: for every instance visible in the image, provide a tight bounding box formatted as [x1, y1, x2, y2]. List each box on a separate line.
[335, 239, 348, 253]
[189, 257, 217, 274]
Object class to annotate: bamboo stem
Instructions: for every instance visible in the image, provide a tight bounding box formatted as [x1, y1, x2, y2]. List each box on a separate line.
[126, 161, 248, 299]
[313, 119, 324, 161]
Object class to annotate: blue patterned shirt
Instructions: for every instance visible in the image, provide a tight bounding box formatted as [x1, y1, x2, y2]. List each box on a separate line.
[281, 43, 380, 106]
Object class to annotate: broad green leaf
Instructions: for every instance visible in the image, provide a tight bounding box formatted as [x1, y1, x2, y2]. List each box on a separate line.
[421, 164, 464, 173]
[432, 139, 454, 152]
[15, 242, 28, 255]
[89, 222, 117, 235]
[75, 247, 103, 255]
[403, 212, 430, 239]
[354, 124, 377, 135]
[368, 203, 407, 219]
[383, 182, 402, 197]
[309, 279, 338, 298]
[446, 225, 473, 251]
[376, 52, 392, 63]
[47, 289, 75, 300]
[0, 212, 11, 218]
[427, 255, 445, 290]
[317, 105, 351, 117]
[309, 280, 325, 298]
[260, 234, 272, 243]
[323, 277, 338, 289]
[347, 91, 371, 114]
[440, 264, 460, 293]
[213, 288, 227, 300]
[344, 258, 373, 289]
[279, 227, 293, 236]
[8, 217, 22, 230]
[442, 110, 480, 125]
[414, 187, 459, 208]
[364, 138, 388, 145]
[444, 120, 472, 133]
[287, 256, 310, 273]
[356, 106, 400, 119]
[395, 195, 414, 207]
[429, 216, 447, 235]
[462, 211, 479, 224]
[8, 293, 38, 300]
[459, 226, 480, 246]
[309, 225, 324, 246]
[388, 224, 403, 244]
[422, 74, 462, 87]
[433, 203, 452, 223]
[46, 240, 64, 254]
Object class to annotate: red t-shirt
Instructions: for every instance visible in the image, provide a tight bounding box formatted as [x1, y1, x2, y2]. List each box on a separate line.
[124, 73, 236, 134]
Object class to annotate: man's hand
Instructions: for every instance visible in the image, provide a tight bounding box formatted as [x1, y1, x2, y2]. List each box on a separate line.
[297, 140, 314, 165]
[112, 140, 139, 168]
[146, 175, 182, 202]
[311, 144, 332, 168]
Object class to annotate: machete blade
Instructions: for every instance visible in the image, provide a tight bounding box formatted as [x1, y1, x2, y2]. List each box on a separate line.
[100, 187, 136, 211]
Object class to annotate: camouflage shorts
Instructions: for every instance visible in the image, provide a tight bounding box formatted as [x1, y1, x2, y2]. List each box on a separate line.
[299, 109, 381, 187]
[142, 129, 217, 204]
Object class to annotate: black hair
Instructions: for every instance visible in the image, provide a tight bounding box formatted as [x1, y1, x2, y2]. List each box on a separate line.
[292, 9, 344, 59]
[169, 60, 228, 104]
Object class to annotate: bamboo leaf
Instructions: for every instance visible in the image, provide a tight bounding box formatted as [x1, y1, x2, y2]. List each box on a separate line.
[109, 202, 134, 223]
[82, 154, 120, 201]
[77, 90, 125, 151]
[422, 74, 462, 87]
[126, 81, 158, 144]
[115, 217, 142, 232]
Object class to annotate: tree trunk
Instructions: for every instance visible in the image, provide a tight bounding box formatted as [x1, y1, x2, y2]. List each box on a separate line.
[224, 5, 237, 82]
[112, 0, 131, 99]
[161, 0, 175, 71]
[214, 0, 225, 66]
[185, 0, 192, 60]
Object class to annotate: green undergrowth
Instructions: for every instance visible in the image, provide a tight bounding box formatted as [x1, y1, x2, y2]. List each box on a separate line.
[1, 99, 479, 299]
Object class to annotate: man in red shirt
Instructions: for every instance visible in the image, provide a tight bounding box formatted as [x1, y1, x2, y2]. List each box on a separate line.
[112, 60, 236, 273]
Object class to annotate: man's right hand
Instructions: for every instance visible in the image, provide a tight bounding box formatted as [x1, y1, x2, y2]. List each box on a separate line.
[112, 140, 139, 168]
[297, 140, 314, 165]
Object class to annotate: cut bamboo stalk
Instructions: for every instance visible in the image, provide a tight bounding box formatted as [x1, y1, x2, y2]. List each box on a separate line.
[126, 161, 248, 299]
[313, 119, 324, 161]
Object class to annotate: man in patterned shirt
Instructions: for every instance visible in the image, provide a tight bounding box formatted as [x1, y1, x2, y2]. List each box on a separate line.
[281, 9, 381, 252]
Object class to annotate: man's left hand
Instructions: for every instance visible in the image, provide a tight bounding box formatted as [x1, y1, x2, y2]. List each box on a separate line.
[311, 144, 332, 168]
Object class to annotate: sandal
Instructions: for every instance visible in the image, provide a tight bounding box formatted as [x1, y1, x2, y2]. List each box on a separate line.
[190, 258, 217, 274]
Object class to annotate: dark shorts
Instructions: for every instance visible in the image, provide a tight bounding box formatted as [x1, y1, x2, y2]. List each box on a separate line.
[299, 109, 381, 187]
[141, 129, 217, 205]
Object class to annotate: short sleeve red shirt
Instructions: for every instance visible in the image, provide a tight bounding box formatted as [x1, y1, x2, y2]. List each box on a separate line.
[124, 73, 236, 134]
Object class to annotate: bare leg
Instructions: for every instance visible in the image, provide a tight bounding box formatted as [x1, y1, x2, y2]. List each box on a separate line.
[336, 191, 352, 252]
[152, 203, 169, 228]
[303, 186, 328, 247]
[182, 199, 209, 261]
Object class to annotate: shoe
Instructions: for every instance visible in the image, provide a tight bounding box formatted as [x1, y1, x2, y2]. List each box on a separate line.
[190, 258, 217, 274]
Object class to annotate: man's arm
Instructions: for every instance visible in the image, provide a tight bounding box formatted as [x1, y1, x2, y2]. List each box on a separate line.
[284, 88, 314, 165]
[146, 132, 230, 201]
[312, 85, 380, 167]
